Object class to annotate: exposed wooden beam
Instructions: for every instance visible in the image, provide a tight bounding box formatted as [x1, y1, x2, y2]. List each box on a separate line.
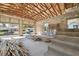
[18, 4, 45, 20]
[53, 4, 61, 15]
[0, 4, 34, 20]
[25, 5, 46, 18]
[0, 4, 26, 16]
[56, 3, 62, 15]
[39, 3, 57, 18]
[32, 4, 49, 17]
[64, 3, 66, 10]
[0, 7, 34, 20]
[31, 4, 48, 20]
[31, 4, 47, 18]
[10, 3, 36, 19]
[43, 3, 54, 16]
[50, 4, 58, 16]
[17, 4, 36, 20]
[24, 4, 46, 20]
[65, 3, 68, 9]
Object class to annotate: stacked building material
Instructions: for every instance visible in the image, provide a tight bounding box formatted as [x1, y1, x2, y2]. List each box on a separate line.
[0, 39, 29, 56]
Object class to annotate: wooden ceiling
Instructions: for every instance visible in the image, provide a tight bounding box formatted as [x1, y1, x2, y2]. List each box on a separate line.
[0, 3, 78, 21]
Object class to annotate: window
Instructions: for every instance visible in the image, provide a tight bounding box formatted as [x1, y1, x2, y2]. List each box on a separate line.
[43, 22, 48, 31]
[0, 23, 19, 36]
[67, 19, 79, 29]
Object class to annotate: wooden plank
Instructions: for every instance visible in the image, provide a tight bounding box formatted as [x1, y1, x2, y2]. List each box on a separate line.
[24, 4, 46, 20]
[50, 4, 58, 16]
[32, 4, 49, 17]
[0, 4, 34, 20]
[56, 3, 62, 15]
[43, 3, 54, 16]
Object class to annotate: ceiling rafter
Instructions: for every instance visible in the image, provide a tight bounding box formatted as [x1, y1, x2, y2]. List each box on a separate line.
[0, 6, 24, 16]
[56, 3, 62, 15]
[30, 4, 48, 20]
[53, 3, 62, 15]
[0, 9, 23, 18]
[37, 3, 50, 19]
[0, 8, 33, 20]
[31, 3, 48, 19]
[24, 4, 46, 20]
[21, 4, 38, 17]
[0, 4, 21, 13]
[32, 4, 50, 17]
[10, 3, 36, 19]
[63, 3, 66, 10]
[39, 3, 53, 16]
[39, 3, 55, 16]
[24, 3, 45, 17]
[29, 4, 47, 20]
[0, 4, 26, 13]
[0, 4, 33, 19]
[16, 4, 35, 20]
[50, 4, 58, 16]
[43, 3, 54, 16]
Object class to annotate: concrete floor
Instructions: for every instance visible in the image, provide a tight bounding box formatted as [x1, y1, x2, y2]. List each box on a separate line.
[23, 38, 48, 56]
[23, 37, 66, 56]
[23, 38, 68, 56]
[44, 46, 69, 56]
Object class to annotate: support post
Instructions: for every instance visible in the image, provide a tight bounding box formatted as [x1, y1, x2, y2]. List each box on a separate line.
[19, 19, 23, 36]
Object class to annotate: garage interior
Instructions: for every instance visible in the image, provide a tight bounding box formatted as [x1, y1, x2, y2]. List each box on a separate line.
[0, 3, 79, 56]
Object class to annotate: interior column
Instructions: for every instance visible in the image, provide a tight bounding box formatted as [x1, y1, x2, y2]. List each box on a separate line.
[19, 19, 23, 36]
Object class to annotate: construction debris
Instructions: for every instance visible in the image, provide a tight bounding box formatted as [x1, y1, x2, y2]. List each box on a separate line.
[32, 36, 51, 42]
[0, 39, 29, 56]
[32, 36, 42, 41]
